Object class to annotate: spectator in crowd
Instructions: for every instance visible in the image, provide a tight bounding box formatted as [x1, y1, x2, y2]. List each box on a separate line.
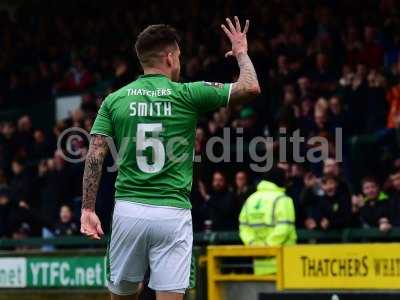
[386, 86, 400, 129]
[380, 112, 400, 168]
[301, 171, 323, 230]
[36, 152, 71, 224]
[0, 122, 17, 168]
[53, 205, 79, 237]
[9, 158, 32, 205]
[286, 163, 306, 227]
[8, 196, 43, 239]
[317, 175, 352, 230]
[322, 157, 340, 177]
[311, 53, 337, 96]
[360, 25, 384, 69]
[15, 116, 34, 159]
[353, 177, 392, 232]
[31, 129, 52, 161]
[232, 107, 261, 143]
[233, 170, 253, 221]
[388, 169, 400, 226]
[56, 59, 94, 92]
[0, 168, 8, 190]
[328, 96, 348, 131]
[322, 158, 351, 196]
[0, 189, 11, 237]
[301, 172, 351, 230]
[202, 171, 236, 231]
[11, 222, 32, 251]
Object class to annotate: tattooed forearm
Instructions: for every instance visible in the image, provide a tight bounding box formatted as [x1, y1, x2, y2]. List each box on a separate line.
[82, 135, 109, 210]
[230, 53, 261, 105]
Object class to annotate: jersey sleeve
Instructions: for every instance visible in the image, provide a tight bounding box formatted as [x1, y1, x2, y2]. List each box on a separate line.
[185, 81, 232, 113]
[91, 96, 113, 137]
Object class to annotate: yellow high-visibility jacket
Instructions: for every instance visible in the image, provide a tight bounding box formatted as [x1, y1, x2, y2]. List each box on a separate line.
[239, 180, 297, 275]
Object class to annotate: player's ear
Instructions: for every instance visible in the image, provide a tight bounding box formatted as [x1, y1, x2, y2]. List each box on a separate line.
[166, 52, 174, 67]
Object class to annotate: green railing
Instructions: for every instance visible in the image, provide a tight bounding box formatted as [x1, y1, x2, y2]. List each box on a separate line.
[190, 228, 400, 244]
[0, 228, 399, 250]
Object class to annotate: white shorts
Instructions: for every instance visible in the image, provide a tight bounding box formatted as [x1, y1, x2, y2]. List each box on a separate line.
[107, 200, 193, 294]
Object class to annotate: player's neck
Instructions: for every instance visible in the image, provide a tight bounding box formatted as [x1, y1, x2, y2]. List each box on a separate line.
[143, 67, 171, 80]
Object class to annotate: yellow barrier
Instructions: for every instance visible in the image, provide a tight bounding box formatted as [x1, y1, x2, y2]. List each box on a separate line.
[282, 243, 400, 290]
[206, 245, 282, 300]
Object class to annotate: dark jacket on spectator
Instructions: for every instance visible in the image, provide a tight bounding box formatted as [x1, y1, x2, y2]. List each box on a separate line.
[190, 184, 206, 232]
[9, 170, 32, 204]
[205, 190, 237, 231]
[8, 204, 45, 237]
[37, 169, 70, 223]
[300, 186, 321, 223]
[317, 192, 352, 229]
[287, 176, 306, 228]
[359, 193, 391, 228]
[0, 200, 11, 237]
[233, 185, 254, 225]
[388, 191, 400, 226]
[53, 221, 79, 237]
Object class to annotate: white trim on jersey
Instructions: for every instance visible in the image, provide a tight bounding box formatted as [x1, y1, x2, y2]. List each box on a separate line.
[91, 131, 111, 137]
[227, 83, 233, 106]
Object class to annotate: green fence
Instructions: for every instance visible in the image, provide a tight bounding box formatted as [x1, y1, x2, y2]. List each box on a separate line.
[1, 228, 399, 249]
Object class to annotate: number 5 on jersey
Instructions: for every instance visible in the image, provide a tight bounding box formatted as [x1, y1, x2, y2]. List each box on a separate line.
[136, 123, 165, 173]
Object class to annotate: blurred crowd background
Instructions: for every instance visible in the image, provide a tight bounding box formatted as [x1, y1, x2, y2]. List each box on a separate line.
[1, 0, 400, 244]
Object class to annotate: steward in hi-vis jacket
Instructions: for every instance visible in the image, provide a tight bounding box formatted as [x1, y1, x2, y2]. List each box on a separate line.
[239, 168, 297, 275]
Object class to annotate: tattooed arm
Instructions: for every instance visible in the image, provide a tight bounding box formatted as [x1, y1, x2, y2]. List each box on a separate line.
[80, 134, 109, 239]
[231, 53, 260, 104]
[221, 17, 261, 105]
[82, 135, 109, 210]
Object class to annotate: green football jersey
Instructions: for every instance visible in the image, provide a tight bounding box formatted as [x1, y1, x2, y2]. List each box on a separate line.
[91, 74, 231, 209]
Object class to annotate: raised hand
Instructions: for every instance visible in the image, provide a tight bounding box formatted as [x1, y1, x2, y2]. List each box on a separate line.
[221, 16, 249, 58]
[220, 17, 260, 104]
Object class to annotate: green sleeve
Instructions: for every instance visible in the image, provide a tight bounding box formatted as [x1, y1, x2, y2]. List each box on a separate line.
[91, 96, 113, 137]
[185, 81, 232, 113]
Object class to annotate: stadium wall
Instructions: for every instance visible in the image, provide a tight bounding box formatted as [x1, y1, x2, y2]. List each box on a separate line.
[1, 243, 400, 300]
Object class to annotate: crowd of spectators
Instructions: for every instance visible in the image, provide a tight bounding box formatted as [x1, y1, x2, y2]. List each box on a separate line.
[1, 0, 400, 243]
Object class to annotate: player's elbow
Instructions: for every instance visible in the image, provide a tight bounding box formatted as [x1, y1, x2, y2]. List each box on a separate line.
[246, 84, 261, 97]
